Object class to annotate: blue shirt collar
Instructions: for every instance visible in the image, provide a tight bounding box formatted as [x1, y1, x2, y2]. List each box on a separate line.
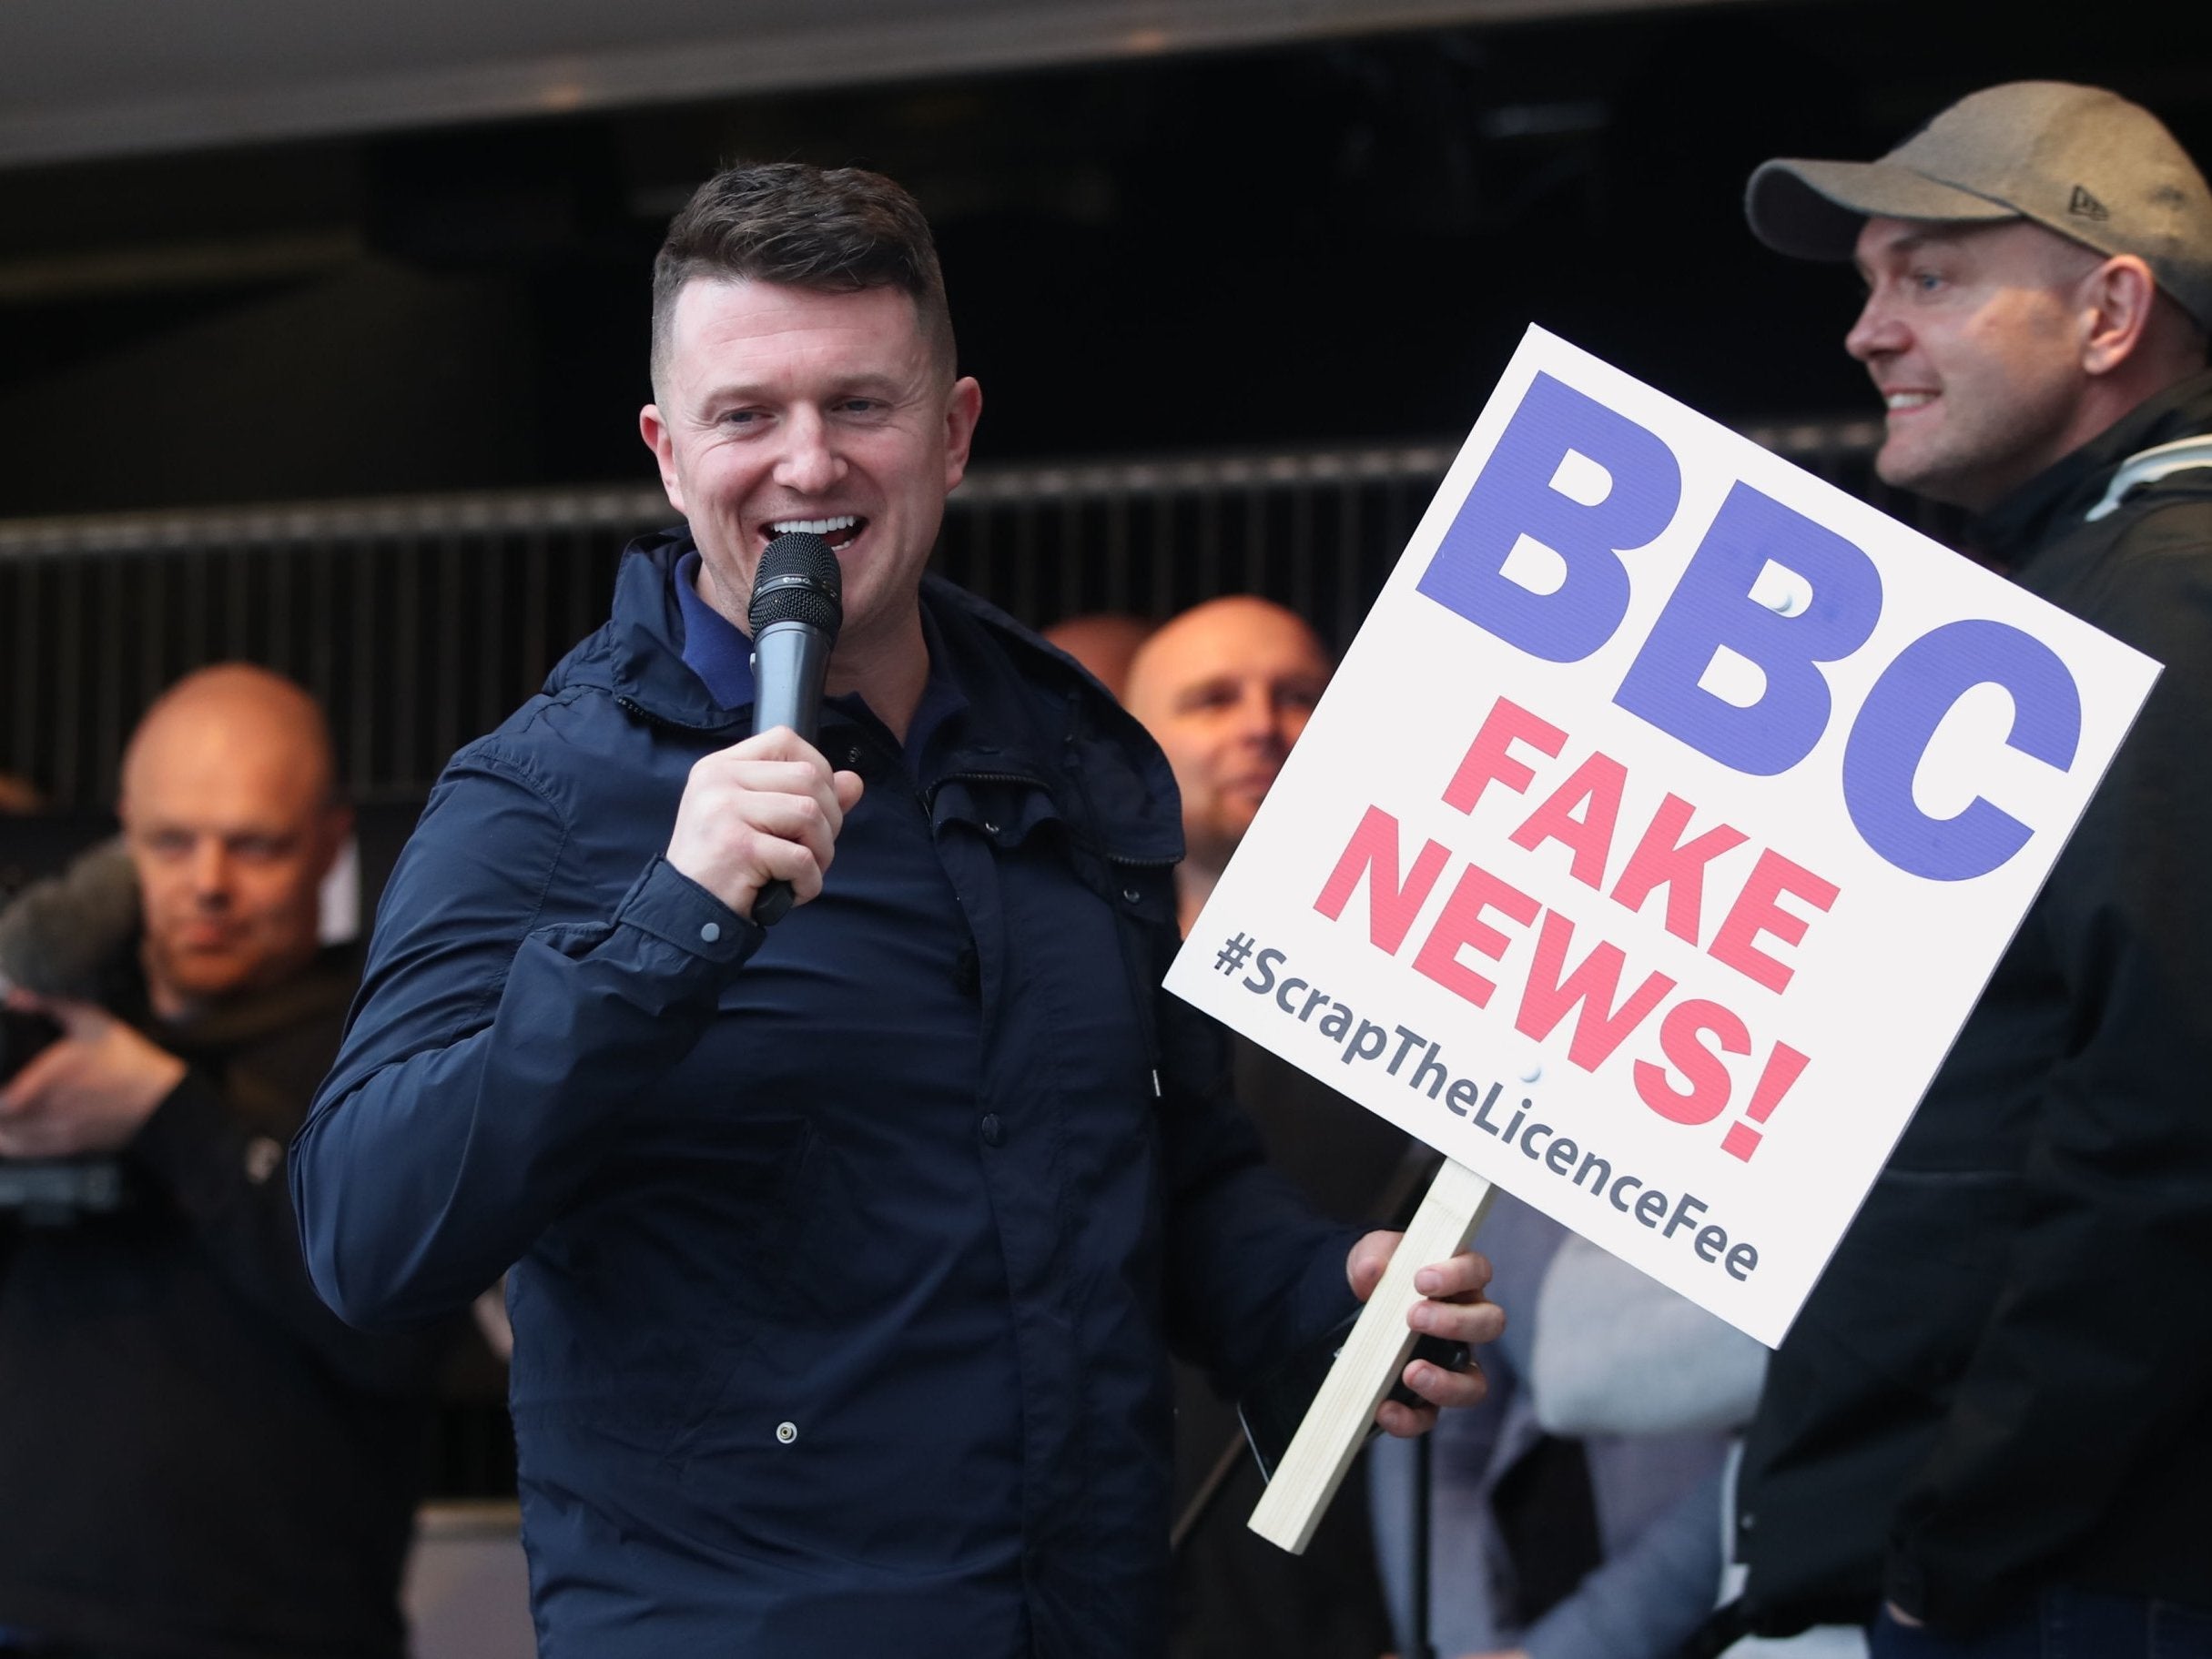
[674, 549, 968, 765]
[675, 551, 756, 708]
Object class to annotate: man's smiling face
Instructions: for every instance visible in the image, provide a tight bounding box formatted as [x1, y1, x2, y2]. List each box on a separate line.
[641, 278, 981, 671]
[1845, 217, 2101, 511]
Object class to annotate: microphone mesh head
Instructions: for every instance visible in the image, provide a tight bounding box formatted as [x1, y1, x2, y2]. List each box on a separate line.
[0, 839, 141, 998]
[747, 532, 844, 637]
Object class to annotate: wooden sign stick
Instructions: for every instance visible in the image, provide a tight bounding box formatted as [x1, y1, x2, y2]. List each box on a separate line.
[1248, 1158, 1498, 1554]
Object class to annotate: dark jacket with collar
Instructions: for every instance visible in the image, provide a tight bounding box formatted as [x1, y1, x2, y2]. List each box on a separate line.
[1737, 369, 2212, 1633]
[292, 535, 1356, 1657]
[0, 915, 444, 1659]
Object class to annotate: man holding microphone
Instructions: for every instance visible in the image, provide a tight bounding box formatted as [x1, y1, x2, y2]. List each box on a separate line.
[293, 161, 1499, 1655]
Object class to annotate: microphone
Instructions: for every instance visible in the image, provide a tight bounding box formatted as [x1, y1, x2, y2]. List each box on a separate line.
[0, 839, 137, 1089]
[746, 531, 844, 926]
[0, 839, 139, 999]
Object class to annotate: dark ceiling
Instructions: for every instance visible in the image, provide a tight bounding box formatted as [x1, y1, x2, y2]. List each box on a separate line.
[0, 0, 2206, 518]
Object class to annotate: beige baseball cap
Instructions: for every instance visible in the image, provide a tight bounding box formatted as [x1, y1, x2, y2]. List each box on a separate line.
[1746, 81, 2212, 330]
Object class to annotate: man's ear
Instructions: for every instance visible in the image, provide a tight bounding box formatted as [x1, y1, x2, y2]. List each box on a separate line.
[640, 405, 686, 515]
[942, 377, 984, 492]
[2082, 255, 2158, 378]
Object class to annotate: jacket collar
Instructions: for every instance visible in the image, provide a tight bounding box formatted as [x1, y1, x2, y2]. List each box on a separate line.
[553, 530, 1184, 865]
[1974, 367, 2212, 572]
[546, 529, 746, 735]
[918, 575, 1185, 865]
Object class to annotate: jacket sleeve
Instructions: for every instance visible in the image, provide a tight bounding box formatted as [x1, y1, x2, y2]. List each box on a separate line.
[1884, 517, 2212, 1625]
[129, 1066, 451, 1395]
[291, 740, 761, 1330]
[1152, 972, 1365, 1398]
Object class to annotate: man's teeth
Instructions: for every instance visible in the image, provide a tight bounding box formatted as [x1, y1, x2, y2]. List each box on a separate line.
[769, 517, 859, 536]
[1885, 392, 1936, 410]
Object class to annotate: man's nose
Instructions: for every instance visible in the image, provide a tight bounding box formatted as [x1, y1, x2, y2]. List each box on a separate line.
[772, 407, 847, 496]
[1844, 291, 1907, 364]
[1233, 686, 1288, 747]
[187, 841, 233, 899]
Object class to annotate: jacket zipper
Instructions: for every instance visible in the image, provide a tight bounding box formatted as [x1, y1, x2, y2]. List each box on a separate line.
[922, 767, 1053, 804]
[613, 693, 746, 738]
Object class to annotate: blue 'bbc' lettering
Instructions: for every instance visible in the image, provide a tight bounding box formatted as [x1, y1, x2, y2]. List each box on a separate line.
[1415, 372, 2082, 882]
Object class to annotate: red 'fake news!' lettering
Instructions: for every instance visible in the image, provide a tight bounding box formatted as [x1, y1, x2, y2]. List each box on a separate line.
[1311, 695, 1827, 1157]
[1443, 696, 1839, 995]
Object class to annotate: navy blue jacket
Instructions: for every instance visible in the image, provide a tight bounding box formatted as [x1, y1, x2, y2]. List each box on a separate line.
[292, 536, 1356, 1656]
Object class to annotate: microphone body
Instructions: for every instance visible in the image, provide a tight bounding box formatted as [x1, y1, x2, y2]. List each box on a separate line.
[752, 616, 833, 754]
[746, 533, 843, 926]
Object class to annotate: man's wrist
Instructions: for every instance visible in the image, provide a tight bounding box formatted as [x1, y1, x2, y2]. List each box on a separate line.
[615, 857, 760, 964]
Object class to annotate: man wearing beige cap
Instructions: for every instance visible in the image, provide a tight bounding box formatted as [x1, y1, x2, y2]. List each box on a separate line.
[1721, 83, 2212, 1656]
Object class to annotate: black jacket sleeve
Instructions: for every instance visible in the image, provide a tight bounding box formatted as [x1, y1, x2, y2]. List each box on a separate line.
[129, 1067, 451, 1396]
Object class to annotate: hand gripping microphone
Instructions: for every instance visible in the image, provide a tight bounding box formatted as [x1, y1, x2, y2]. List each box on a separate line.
[746, 531, 844, 926]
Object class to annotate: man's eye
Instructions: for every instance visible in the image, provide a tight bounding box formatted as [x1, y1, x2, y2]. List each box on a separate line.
[719, 409, 764, 429]
[836, 398, 884, 417]
[1912, 270, 1944, 294]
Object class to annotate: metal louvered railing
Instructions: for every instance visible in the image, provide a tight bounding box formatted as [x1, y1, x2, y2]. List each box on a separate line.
[0, 418, 1901, 809]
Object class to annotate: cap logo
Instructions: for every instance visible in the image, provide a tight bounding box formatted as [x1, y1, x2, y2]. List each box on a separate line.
[2068, 185, 2111, 221]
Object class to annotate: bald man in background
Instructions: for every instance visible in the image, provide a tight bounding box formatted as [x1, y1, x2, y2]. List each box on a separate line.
[1124, 593, 1412, 1225]
[1125, 596, 1333, 935]
[1129, 597, 1415, 1659]
[0, 665, 447, 1659]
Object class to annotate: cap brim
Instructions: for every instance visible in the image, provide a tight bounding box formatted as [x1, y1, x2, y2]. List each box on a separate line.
[1745, 158, 2018, 260]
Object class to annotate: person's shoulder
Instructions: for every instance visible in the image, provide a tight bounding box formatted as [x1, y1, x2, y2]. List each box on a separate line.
[2069, 481, 2212, 645]
[402, 701, 642, 885]
[2104, 481, 2212, 571]
[438, 697, 603, 814]
[439, 624, 677, 811]
[921, 577, 1183, 855]
[923, 577, 1094, 696]
[2016, 433, 2212, 644]
[2085, 396, 2212, 555]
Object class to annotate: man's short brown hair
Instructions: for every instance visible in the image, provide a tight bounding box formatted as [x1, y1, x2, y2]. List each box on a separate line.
[649, 161, 956, 393]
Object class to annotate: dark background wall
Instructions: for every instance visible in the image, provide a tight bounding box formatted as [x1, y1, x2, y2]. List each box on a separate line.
[0, 0, 2207, 520]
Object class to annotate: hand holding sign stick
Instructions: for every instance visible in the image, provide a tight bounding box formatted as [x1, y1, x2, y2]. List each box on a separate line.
[1248, 1158, 1497, 1554]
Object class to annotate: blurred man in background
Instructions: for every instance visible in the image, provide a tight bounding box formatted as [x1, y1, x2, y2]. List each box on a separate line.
[1125, 595, 1334, 936]
[1128, 595, 1411, 1659]
[0, 663, 447, 1659]
[1124, 594, 1410, 1214]
[1731, 81, 2212, 1655]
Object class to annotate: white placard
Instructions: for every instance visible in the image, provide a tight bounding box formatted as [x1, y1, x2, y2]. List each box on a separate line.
[1167, 326, 2158, 1346]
